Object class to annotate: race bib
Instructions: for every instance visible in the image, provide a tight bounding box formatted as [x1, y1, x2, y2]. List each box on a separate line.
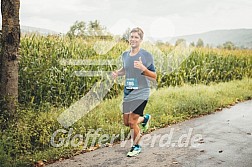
[125, 78, 138, 89]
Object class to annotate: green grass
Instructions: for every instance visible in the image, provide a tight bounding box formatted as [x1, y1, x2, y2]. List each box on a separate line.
[1, 78, 251, 166]
[148, 78, 252, 128]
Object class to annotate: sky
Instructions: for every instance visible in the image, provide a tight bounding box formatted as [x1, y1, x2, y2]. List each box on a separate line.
[4, 0, 252, 39]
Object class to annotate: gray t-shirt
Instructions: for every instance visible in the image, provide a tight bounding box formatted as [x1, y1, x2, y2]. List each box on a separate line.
[122, 48, 156, 102]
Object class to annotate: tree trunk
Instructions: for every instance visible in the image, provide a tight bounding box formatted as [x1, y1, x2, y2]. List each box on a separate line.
[0, 0, 20, 120]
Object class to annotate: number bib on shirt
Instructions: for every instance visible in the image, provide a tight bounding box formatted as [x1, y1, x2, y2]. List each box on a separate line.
[125, 78, 139, 90]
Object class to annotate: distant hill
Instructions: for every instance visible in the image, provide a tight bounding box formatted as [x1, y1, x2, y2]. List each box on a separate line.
[170, 29, 252, 49]
[1, 25, 251, 48]
[0, 24, 59, 35]
[20, 25, 59, 35]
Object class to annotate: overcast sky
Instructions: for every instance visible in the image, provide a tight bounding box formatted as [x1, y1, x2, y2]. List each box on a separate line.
[7, 0, 252, 39]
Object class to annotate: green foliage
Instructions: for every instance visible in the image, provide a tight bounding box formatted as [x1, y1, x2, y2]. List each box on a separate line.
[122, 27, 131, 42]
[189, 42, 195, 47]
[18, 35, 252, 109]
[0, 142, 13, 167]
[87, 20, 106, 36]
[18, 34, 127, 108]
[221, 41, 237, 50]
[156, 48, 252, 87]
[66, 21, 86, 38]
[155, 40, 171, 47]
[175, 38, 186, 47]
[149, 78, 252, 128]
[1, 78, 252, 166]
[66, 20, 111, 39]
[0, 34, 252, 166]
[196, 38, 204, 47]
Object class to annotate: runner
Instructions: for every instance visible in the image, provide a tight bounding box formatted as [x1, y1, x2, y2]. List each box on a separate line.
[112, 27, 157, 157]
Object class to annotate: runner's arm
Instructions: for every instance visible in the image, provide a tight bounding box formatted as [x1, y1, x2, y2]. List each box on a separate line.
[141, 68, 157, 81]
[112, 67, 125, 79]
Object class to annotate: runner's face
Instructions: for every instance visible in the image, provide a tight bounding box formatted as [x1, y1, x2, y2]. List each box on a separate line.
[129, 32, 142, 49]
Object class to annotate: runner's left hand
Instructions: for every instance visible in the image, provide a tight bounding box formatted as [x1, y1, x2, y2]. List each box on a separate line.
[134, 57, 147, 72]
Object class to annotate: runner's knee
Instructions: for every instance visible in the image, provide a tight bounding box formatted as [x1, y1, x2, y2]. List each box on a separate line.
[129, 121, 137, 128]
[124, 121, 129, 126]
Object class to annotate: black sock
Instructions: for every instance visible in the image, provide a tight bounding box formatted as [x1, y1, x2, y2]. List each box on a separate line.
[143, 116, 148, 124]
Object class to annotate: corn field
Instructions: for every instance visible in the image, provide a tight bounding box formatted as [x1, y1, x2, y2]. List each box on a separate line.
[19, 34, 252, 108]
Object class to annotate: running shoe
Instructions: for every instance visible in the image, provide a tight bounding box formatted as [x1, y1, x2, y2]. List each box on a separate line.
[141, 114, 151, 133]
[127, 145, 141, 157]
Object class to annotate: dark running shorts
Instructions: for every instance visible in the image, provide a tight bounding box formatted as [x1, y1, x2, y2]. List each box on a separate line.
[123, 100, 148, 116]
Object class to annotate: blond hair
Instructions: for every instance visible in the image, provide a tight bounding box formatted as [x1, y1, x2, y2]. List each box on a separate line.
[130, 27, 144, 40]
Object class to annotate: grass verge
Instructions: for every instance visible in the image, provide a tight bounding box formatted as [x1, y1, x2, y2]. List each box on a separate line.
[1, 78, 251, 166]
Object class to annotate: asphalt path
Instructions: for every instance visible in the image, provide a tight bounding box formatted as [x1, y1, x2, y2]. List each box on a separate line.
[47, 100, 252, 167]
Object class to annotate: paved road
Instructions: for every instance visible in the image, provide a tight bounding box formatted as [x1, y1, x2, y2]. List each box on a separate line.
[47, 100, 252, 167]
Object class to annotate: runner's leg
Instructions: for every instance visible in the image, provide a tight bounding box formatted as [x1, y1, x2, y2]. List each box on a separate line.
[129, 113, 141, 145]
[123, 113, 130, 126]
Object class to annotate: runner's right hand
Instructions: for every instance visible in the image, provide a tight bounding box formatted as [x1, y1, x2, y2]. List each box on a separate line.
[112, 71, 118, 79]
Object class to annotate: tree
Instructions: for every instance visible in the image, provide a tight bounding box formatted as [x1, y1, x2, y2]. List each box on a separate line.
[66, 21, 86, 38]
[175, 38, 186, 47]
[0, 0, 20, 120]
[165, 41, 171, 46]
[222, 41, 236, 50]
[205, 44, 211, 48]
[156, 40, 165, 46]
[122, 27, 131, 42]
[196, 38, 204, 47]
[67, 20, 111, 39]
[87, 20, 105, 36]
[189, 42, 195, 47]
